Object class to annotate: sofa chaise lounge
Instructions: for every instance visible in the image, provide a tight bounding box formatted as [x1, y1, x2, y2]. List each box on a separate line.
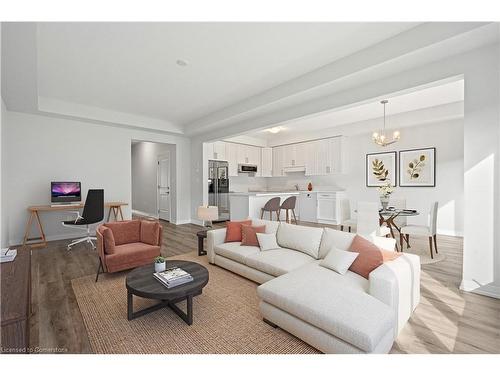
[207, 219, 420, 354]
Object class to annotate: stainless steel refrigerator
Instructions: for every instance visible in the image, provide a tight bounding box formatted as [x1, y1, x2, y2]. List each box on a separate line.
[208, 160, 230, 222]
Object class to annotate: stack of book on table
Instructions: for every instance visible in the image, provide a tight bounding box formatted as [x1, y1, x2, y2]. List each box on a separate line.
[1, 248, 17, 263]
[154, 267, 193, 288]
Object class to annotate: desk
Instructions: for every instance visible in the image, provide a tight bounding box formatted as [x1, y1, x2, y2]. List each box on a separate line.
[23, 202, 128, 248]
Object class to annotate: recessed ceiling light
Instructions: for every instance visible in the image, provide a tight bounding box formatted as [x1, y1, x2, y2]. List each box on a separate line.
[265, 126, 285, 134]
[176, 59, 189, 67]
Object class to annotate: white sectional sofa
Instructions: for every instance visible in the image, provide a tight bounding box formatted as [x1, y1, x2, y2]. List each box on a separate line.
[207, 219, 420, 354]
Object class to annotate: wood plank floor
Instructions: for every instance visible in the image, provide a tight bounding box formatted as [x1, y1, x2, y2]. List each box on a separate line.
[26, 219, 500, 354]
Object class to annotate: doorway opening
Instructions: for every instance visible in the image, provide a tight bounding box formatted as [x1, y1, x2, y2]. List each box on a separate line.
[131, 141, 177, 223]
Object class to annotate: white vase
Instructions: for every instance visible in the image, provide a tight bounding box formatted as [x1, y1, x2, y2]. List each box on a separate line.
[380, 196, 390, 210]
[155, 262, 166, 273]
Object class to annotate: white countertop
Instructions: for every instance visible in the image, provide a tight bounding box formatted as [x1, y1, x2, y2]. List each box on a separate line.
[229, 191, 301, 196]
[229, 189, 344, 196]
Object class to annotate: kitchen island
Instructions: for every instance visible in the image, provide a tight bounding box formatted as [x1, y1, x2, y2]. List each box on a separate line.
[229, 189, 346, 224]
[229, 191, 300, 221]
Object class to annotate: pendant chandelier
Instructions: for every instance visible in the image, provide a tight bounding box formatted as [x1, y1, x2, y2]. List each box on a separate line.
[372, 100, 400, 147]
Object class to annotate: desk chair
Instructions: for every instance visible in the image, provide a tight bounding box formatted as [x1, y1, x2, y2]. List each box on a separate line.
[62, 189, 104, 251]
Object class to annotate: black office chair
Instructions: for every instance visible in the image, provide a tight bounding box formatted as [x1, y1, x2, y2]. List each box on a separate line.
[62, 189, 104, 251]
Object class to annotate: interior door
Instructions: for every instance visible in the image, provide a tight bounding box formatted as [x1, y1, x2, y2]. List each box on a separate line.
[157, 155, 171, 221]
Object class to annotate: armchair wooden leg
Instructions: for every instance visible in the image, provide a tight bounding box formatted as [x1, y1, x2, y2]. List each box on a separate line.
[406, 234, 410, 248]
[428, 236, 434, 259]
[276, 210, 281, 222]
[260, 209, 264, 219]
[433, 234, 438, 253]
[399, 233, 404, 252]
[95, 258, 103, 282]
[340, 225, 344, 232]
[348, 226, 351, 233]
[292, 209, 297, 224]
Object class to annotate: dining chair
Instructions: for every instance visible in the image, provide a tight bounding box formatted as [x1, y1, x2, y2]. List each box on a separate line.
[400, 201, 438, 259]
[260, 197, 281, 221]
[339, 198, 356, 232]
[280, 196, 298, 224]
[356, 201, 390, 237]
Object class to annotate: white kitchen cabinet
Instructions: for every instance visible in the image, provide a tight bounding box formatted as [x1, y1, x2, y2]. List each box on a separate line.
[213, 141, 226, 161]
[225, 142, 239, 177]
[282, 143, 306, 168]
[248, 145, 261, 166]
[298, 192, 317, 223]
[316, 192, 346, 225]
[206, 141, 227, 161]
[261, 147, 273, 177]
[272, 146, 285, 176]
[304, 136, 347, 175]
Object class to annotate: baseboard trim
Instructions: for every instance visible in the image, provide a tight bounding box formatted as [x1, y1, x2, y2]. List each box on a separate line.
[437, 229, 463, 237]
[173, 219, 195, 225]
[132, 209, 159, 219]
[9, 231, 95, 247]
[460, 279, 500, 299]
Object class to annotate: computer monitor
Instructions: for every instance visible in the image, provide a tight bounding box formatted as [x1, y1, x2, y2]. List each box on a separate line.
[51, 182, 82, 204]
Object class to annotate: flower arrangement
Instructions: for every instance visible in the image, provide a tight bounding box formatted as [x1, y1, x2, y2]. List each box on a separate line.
[378, 182, 394, 198]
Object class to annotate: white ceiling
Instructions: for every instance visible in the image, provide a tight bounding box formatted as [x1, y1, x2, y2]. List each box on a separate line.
[36, 22, 419, 126]
[245, 79, 464, 141]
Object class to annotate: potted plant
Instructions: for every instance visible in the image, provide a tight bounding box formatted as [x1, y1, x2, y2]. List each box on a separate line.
[154, 256, 166, 273]
[378, 182, 394, 210]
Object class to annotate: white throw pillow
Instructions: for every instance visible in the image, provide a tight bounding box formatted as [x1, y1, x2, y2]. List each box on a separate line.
[256, 233, 280, 251]
[319, 247, 359, 275]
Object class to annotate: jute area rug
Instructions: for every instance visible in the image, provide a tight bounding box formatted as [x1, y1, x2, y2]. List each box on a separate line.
[71, 252, 320, 354]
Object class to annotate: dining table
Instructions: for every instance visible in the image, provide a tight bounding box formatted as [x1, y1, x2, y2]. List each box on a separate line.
[379, 208, 420, 251]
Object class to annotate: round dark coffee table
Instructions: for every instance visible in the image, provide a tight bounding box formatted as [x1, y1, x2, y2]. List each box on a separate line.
[125, 260, 209, 325]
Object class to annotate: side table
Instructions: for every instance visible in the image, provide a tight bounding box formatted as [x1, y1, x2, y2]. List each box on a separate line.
[196, 230, 208, 256]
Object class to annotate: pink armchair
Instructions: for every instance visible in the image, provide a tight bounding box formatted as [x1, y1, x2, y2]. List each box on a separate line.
[95, 220, 163, 281]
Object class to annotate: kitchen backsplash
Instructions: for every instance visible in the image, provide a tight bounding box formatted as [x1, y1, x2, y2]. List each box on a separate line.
[230, 172, 344, 192]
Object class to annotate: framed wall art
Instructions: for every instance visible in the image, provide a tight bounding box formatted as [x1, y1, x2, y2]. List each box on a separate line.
[366, 151, 397, 187]
[399, 147, 436, 187]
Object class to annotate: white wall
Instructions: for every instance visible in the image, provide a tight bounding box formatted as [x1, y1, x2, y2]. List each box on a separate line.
[2, 110, 191, 246]
[267, 119, 464, 236]
[131, 141, 177, 219]
[0, 98, 6, 248]
[191, 42, 500, 297]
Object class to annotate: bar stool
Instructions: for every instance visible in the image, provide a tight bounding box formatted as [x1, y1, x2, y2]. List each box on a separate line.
[280, 196, 297, 224]
[260, 197, 281, 221]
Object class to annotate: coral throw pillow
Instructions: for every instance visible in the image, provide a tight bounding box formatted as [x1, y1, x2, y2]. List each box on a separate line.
[140, 220, 160, 245]
[241, 225, 266, 246]
[224, 220, 252, 242]
[348, 235, 401, 279]
[100, 226, 116, 254]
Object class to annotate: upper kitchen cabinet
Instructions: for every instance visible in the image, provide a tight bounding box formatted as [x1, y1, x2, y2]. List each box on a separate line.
[225, 142, 239, 177]
[261, 148, 273, 177]
[305, 136, 348, 175]
[272, 146, 285, 177]
[237, 144, 261, 165]
[206, 141, 227, 161]
[282, 143, 306, 169]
